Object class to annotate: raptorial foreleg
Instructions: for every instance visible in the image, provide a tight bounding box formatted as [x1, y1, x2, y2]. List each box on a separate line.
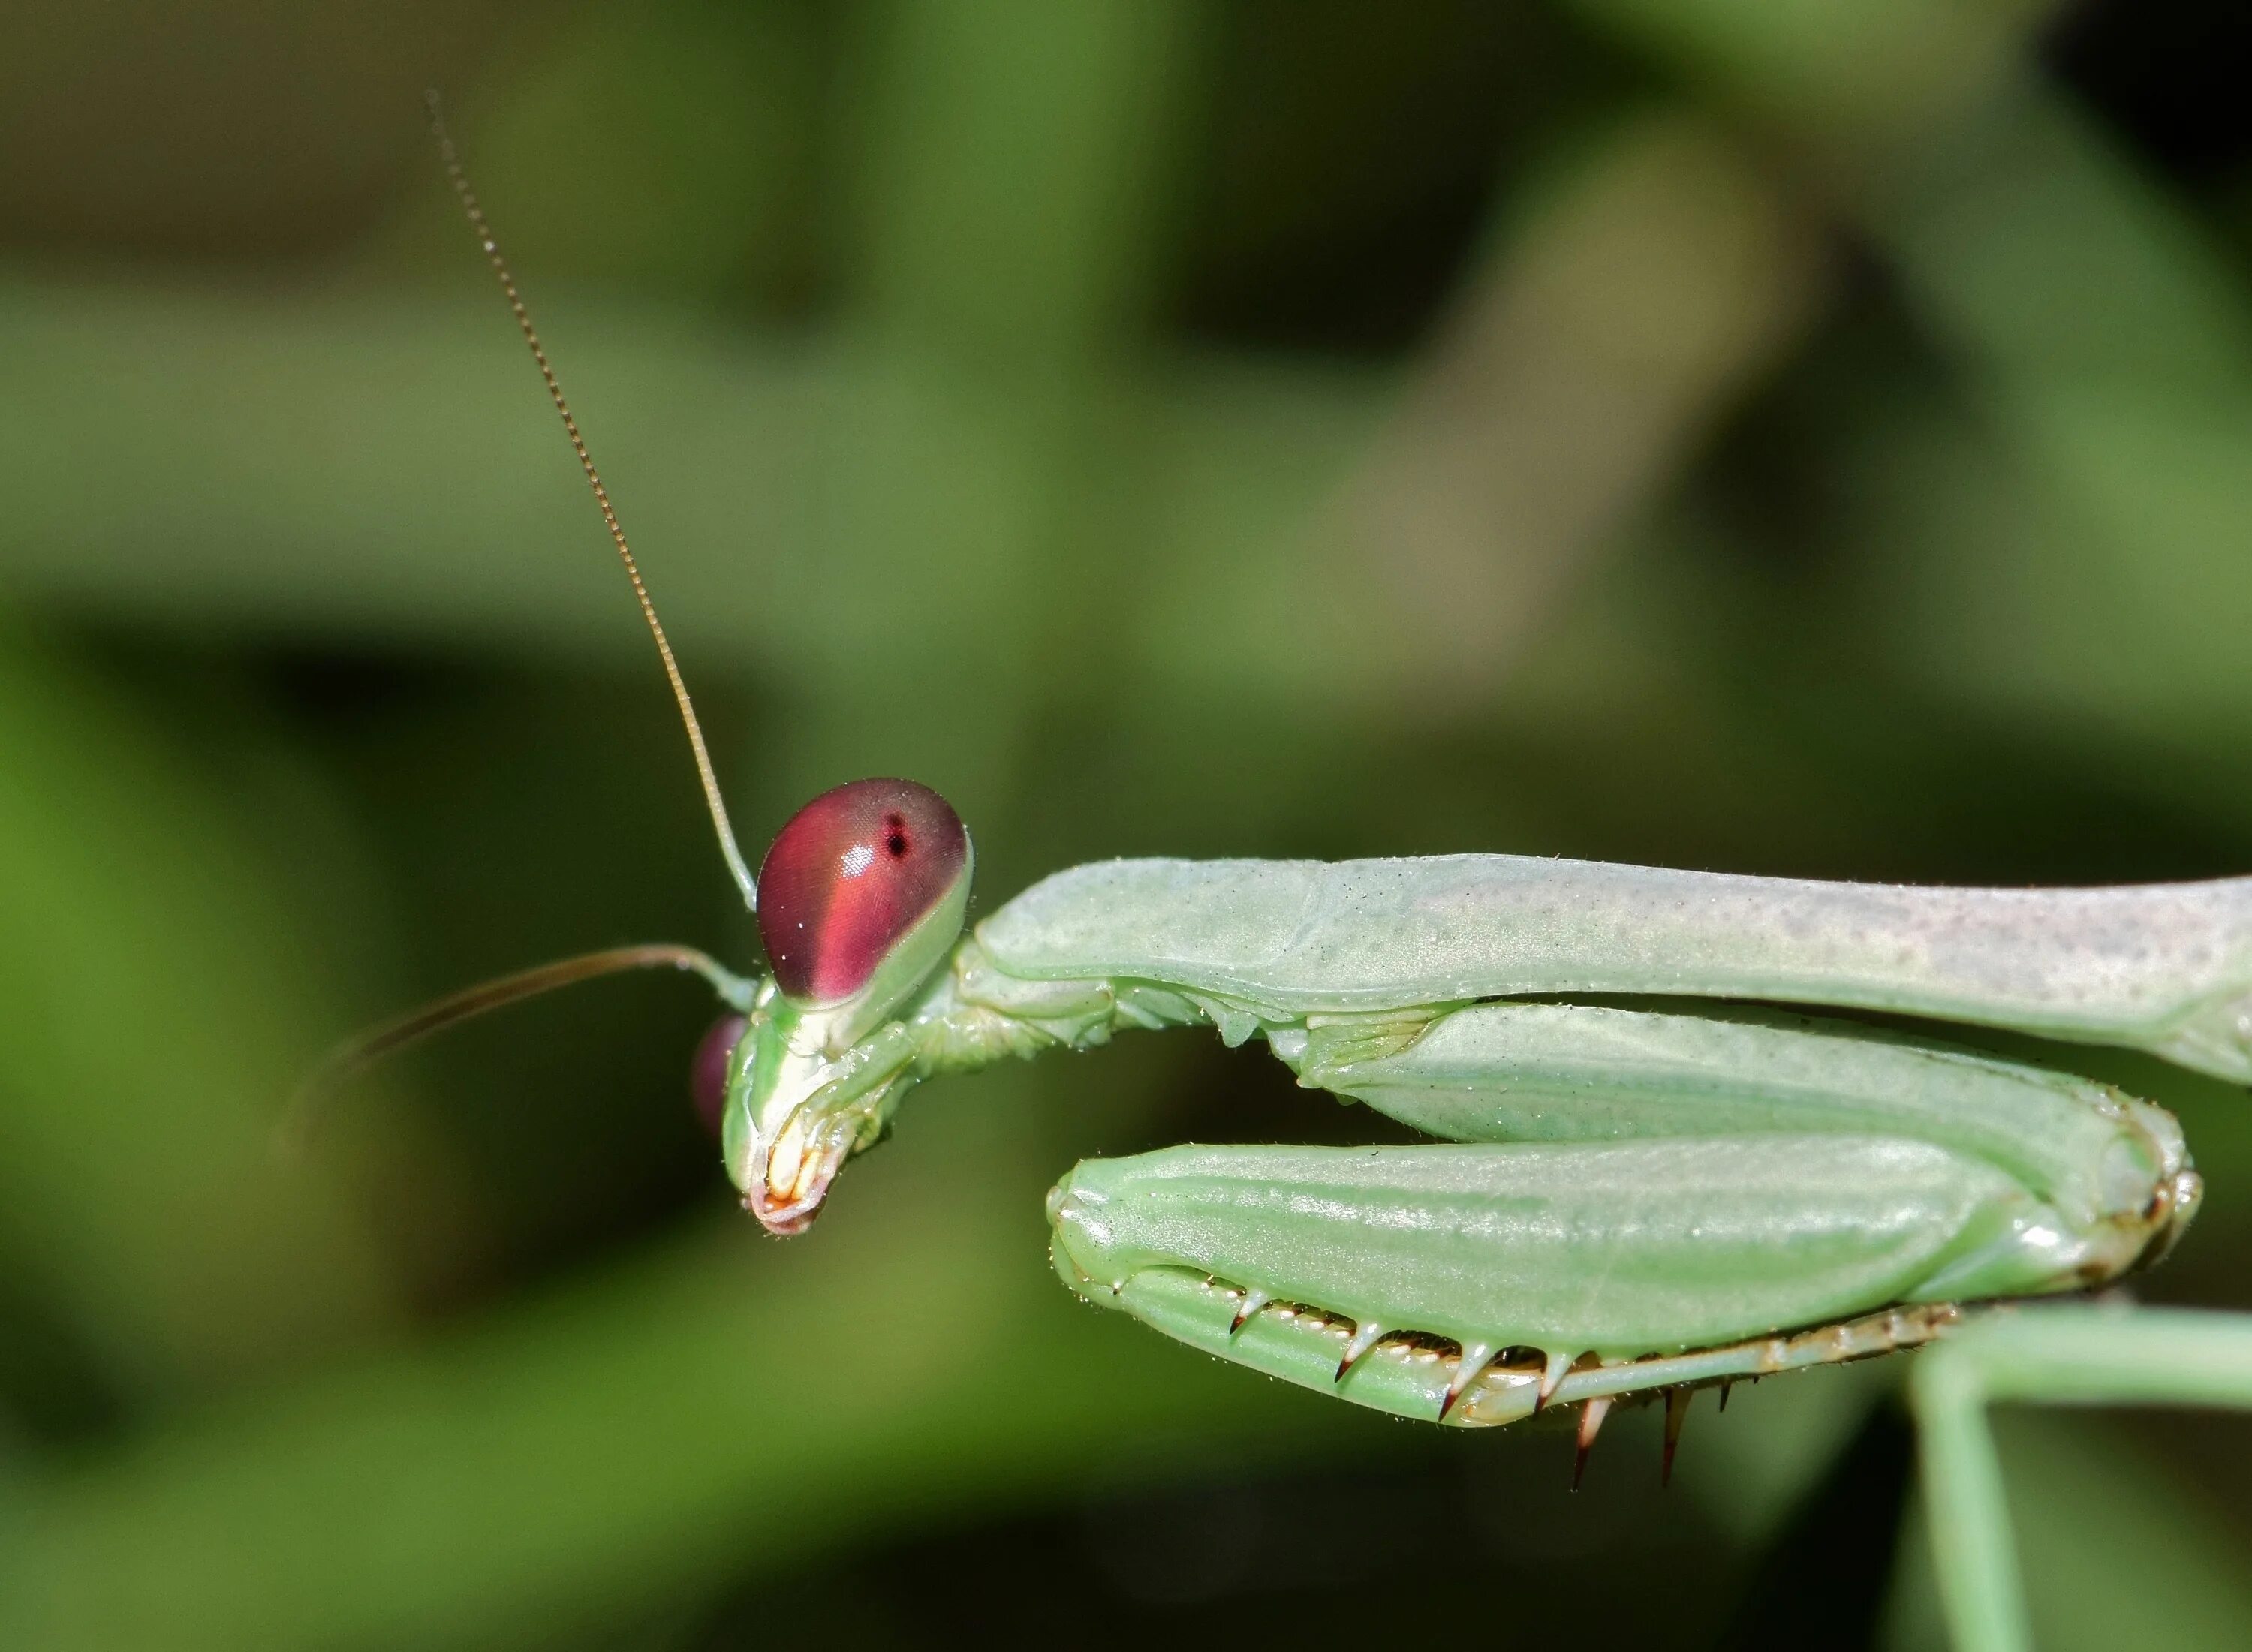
[1046, 1136, 2159, 1427]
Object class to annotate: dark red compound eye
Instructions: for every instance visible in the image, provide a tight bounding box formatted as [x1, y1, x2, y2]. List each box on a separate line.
[691, 1013, 748, 1139]
[756, 778, 969, 1005]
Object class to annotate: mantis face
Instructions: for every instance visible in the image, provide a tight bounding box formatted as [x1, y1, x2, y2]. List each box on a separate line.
[711, 778, 972, 1234]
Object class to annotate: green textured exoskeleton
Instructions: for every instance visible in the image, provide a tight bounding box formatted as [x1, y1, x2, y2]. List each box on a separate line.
[727, 850, 2219, 1437]
[381, 126, 2252, 1650]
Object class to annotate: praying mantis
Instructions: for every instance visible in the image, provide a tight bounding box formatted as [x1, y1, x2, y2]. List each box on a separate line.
[327, 100, 2252, 1652]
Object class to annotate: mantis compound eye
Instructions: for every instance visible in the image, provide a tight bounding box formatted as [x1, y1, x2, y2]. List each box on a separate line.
[756, 778, 971, 1007]
[733, 778, 973, 1234]
[690, 1012, 748, 1139]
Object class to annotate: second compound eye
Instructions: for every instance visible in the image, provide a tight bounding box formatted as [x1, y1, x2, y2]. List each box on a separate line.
[756, 778, 970, 1005]
[689, 1013, 748, 1139]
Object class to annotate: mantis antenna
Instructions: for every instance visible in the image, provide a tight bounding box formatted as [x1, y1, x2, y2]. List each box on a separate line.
[281, 102, 772, 1148]
[287, 943, 757, 1141]
[309, 943, 751, 1082]
[424, 89, 760, 913]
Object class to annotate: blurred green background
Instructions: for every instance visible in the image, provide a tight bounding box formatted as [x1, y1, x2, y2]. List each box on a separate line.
[3, 0, 2252, 1646]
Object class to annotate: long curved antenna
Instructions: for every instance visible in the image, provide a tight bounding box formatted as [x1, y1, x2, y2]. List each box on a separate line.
[424, 89, 761, 912]
[285, 943, 758, 1148]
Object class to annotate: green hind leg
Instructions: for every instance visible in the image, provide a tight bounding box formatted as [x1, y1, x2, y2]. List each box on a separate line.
[1908, 1305, 2252, 1651]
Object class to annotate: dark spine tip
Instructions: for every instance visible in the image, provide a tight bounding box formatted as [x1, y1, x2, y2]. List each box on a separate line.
[1573, 1397, 1611, 1491]
[1662, 1387, 1691, 1488]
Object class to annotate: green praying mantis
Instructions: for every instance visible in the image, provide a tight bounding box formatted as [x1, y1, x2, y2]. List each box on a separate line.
[321, 101, 2252, 1652]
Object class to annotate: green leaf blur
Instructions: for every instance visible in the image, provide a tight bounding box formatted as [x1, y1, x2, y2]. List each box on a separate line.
[2, 2, 2249, 1647]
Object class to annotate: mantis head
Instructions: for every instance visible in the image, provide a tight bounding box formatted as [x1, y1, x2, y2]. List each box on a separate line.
[703, 778, 973, 1235]
[313, 121, 972, 1239]
[298, 778, 969, 1240]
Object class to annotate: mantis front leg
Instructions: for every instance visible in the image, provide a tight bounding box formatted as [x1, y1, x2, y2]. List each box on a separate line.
[1040, 999, 2193, 1436]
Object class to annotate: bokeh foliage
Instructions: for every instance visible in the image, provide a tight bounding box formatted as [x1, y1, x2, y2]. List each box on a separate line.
[2, 1, 2251, 1646]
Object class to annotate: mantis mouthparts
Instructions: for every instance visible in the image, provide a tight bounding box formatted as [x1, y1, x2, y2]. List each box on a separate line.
[739, 1108, 854, 1237]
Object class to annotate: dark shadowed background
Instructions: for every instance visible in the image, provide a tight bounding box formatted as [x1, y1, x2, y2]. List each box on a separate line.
[3, 2, 2251, 1647]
